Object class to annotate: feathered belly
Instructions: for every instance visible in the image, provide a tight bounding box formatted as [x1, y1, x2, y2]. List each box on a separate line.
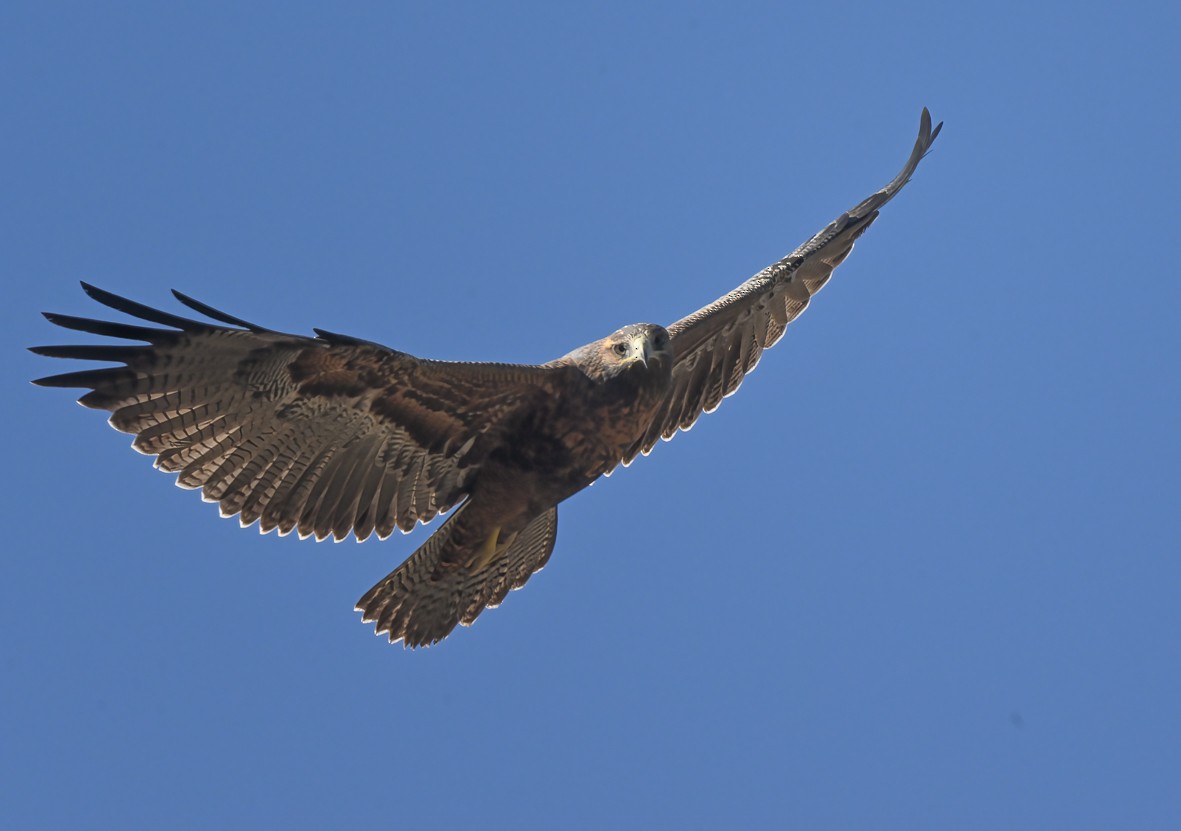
[548, 379, 669, 482]
[480, 393, 661, 508]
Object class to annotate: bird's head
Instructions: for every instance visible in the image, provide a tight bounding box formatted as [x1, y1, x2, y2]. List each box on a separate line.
[555, 323, 674, 386]
[596, 323, 673, 380]
[604, 323, 670, 365]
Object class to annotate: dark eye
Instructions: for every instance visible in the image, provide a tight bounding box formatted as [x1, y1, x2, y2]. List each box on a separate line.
[654, 332, 667, 348]
[613, 343, 628, 357]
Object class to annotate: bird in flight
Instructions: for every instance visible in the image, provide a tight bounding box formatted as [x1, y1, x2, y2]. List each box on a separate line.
[33, 109, 941, 647]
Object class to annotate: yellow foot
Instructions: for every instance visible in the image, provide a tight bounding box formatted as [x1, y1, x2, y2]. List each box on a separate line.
[471, 527, 502, 571]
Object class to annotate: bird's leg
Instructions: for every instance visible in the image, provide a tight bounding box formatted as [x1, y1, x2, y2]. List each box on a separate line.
[470, 525, 523, 571]
[471, 527, 502, 572]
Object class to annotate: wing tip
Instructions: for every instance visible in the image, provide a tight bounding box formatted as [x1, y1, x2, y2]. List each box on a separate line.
[916, 106, 943, 160]
[170, 288, 273, 332]
[920, 106, 943, 137]
[843, 106, 942, 221]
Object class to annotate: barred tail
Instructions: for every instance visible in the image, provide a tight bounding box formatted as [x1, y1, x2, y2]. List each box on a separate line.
[356, 506, 558, 647]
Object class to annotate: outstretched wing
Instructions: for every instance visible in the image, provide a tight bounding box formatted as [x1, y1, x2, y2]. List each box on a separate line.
[622, 108, 941, 464]
[32, 283, 565, 541]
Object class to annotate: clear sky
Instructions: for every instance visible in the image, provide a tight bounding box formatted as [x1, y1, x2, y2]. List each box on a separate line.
[4, 2, 1179, 829]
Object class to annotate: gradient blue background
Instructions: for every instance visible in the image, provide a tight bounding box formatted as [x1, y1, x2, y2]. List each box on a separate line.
[4, 2, 1179, 828]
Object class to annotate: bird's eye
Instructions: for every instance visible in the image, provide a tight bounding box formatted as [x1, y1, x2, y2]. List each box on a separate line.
[654, 332, 667, 348]
[613, 343, 628, 357]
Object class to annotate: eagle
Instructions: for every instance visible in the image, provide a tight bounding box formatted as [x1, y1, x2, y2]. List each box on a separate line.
[33, 109, 940, 647]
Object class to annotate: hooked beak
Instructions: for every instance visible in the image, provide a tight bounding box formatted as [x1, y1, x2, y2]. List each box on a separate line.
[638, 337, 654, 367]
[624, 335, 654, 367]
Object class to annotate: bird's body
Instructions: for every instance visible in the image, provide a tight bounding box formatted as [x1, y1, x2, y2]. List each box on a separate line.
[33, 110, 940, 647]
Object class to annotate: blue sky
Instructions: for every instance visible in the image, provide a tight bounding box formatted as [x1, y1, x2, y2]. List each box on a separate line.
[4, 2, 1179, 828]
